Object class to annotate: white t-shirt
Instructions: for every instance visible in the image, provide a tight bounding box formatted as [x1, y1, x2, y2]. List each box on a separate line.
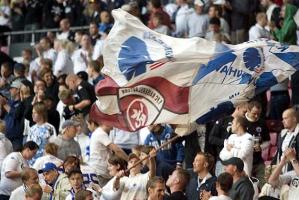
[220, 133, 254, 176]
[56, 100, 66, 131]
[209, 195, 232, 200]
[100, 176, 122, 200]
[32, 154, 63, 171]
[9, 185, 25, 200]
[88, 127, 112, 177]
[279, 170, 299, 200]
[0, 152, 28, 195]
[71, 48, 91, 74]
[119, 172, 149, 200]
[53, 49, 74, 76]
[75, 133, 91, 163]
[0, 134, 13, 172]
[92, 40, 104, 60]
[80, 164, 99, 186]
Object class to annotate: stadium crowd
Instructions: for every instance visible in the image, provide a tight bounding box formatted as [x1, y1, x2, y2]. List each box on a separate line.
[1, 0, 299, 199]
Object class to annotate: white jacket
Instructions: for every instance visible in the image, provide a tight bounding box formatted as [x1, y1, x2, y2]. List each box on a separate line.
[220, 133, 254, 176]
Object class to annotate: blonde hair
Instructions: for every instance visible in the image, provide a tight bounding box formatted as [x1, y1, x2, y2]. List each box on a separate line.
[0, 120, 6, 133]
[55, 39, 75, 54]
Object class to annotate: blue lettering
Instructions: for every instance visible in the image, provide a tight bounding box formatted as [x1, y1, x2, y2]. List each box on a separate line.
[220, 65, 228, 74]
[237, 70, 243, 77]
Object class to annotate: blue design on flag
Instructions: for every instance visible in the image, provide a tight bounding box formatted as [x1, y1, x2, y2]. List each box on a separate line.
[118, 36, 154, 81]
[243, 48, 262, 71]
[272, 52, 299, 70]
[255, 72, 278, 93]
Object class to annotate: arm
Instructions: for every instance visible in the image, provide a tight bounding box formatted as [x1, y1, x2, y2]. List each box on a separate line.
[219, 137, 234, 161]
[174, 140, 184, 165]
[233, 136, 254, 160]
[108, 143, 128, 161]
[148, 149, 157, 179]
[72, 99, 91, 111]
[5, 171, 21, 179]
[268, 157, 286, 187]
[113, 170, 125, 191]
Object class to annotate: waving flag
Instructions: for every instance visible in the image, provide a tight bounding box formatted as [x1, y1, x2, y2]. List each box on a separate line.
[89, 9, 299, 132]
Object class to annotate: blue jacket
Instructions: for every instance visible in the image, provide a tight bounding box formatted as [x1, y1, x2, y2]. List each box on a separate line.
[144, 125, 184, 165]
[4, 99, 23, 140]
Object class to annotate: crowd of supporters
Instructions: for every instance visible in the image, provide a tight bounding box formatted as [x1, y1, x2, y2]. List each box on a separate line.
[1, 0, 299, 200]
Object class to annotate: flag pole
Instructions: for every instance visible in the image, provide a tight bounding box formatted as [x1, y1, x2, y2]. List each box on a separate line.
[125, 134, 181, 173]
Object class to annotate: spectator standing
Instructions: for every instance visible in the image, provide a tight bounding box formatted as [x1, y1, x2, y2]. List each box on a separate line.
[0, 141, 38, 200]
[205, 172, 233, 200]
[223, 157, 255, 200]
[220, 116, 254, 176]
[186, 152, 217, 200]
[152, 13, 170, 35]
[110, 128, 140, 155]
[186, 0, 209, 38]
[147, 176, 166, 200]
[43, 0, 65, 28]
[0, 120, 12, 172]
[208, 4, 230, 36]
[56, 18, 74, 41]
[89, 22, 101, 46]
[165, 168, 190, 200]
[147, 0, 171, 30]
[49, 120, 82, 161]
[249, 12, 271, 40]
[53, 39, 74, 77]
[174, 0, 192, 37]
[205, 17, 230, 43]
[0, 62, 13, 99]
[27, 102, 57, 165]
[99, 11, 113, 36]
[87, 60, 104, 86]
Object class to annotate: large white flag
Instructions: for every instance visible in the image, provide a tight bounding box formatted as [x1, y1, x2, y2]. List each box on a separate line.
[90, 9, 299, 132]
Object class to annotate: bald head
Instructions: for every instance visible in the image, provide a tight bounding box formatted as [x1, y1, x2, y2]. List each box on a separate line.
[65, 74, 79, 91]
[282, 108, 298, 131]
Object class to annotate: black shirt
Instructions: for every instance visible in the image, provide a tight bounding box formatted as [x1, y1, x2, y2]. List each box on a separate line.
[77, 80, 96, 116]
[164, 191, 187, 200]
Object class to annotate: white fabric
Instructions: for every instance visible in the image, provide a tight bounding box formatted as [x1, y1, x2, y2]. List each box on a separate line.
[175, 4, 193, 37]
[87, 127, 112, 177]
[92, 40, 105, 60]
[209, 195, 232, 200]
[109, 128, 140, 150]
[100, 176, 122, 200]
[119, 172, 149, 200]
[75, 133, 91, 163]
[32, 155, 63, 171]
[9, 185, 25, 200]
[266, 4, 279, 22]
[80, 164, 99, 186]
[153, 25, 169, 35]
[0, 152, 28, 195]
[53, 50, 74, 76]
[0, 134, 13, 173]
[57, 32, 70, 40]
[56, 100, 66, 131]
[72, 48, 91, 73]
[187, 12, 209, 38]
[249, 24, 271, 40]
[219, 133, 254, 176]
[43, 48, 57, 63]
[93, 9, 299, 132]
[279, 170, 299, 200]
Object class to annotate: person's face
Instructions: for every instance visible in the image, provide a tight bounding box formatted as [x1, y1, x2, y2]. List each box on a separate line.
[193, 154, 207, 173]
[75, 33, 82, 44]
[280, 5, 286, 18]
[195, 5, 203, 15]
[43, 170, 58, 184]
[89, 24, 98, 36]
[261, 0, 269, 7]
[208, 7, 217, 18]
[140, 152, 149, 166]
[64, 159, 79, 173]
[43, 72, 53, 86]
[108, 163, 120, 176]
[148, 182, 165, 200]
[209, 24, 220, 33]
[260, 16, 268, 27]
[9, 87, 19, 99]
[1, 66, 10, 78]
[128, 158, 142, 173]
[22, 51, 32, 61]
[152, 17, 160, 27]
[166, 170, 178, 187]
[100, 11, 110, 23]
[40, 39, 49, 50]
[69, 173, 83, 190]
[231, 118, 241, 134]
[34, 81, 46, 94]
[66, 125, 78, 138]
[22, 148, 38, 160]
[148, 124, 161, 133]
[282, 111, 297, 130]
[32, 108, 43, 123]
[247, 106, 261, 122]
[224, 164, 236, 176]
[81, 35, 91, 49]
[25, 172, 39, 187]
[60, 20, 69, 31]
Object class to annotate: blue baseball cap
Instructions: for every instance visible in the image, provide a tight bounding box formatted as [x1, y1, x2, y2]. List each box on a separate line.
[38, 162, 57, 174]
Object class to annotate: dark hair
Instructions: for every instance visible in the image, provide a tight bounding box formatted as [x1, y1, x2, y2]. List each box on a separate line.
[22, 141, 39, 151]
[217, 172, 233, 193]
[21, 79, 34, 95]
[21, 168, 37, 182]
[209, 17, 221, 26]
[247, 101, 262, 111]
[63, 156, 80, 170]
[151, 0, 161, 8]
[68, 169, 83, 179]
[209, 5, 222, 17]
[146, 176, 165, 194]
[76, 71, 89, 82]
[108, 155, 127, 171]
[88, 60, 103, 73]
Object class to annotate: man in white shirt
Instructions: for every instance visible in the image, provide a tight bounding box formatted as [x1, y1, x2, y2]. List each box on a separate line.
[71, 34, 93, 74]
[249, 12, 270, 40]
[87, 119, 128, 187]
[186, 0, 209, 38]
[56, 18, 74, 41]
[174, 0, 193, 37]
[0, 141, 38, 200]
[114, 151, 156, 200]
[0, 120, 13, 172]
